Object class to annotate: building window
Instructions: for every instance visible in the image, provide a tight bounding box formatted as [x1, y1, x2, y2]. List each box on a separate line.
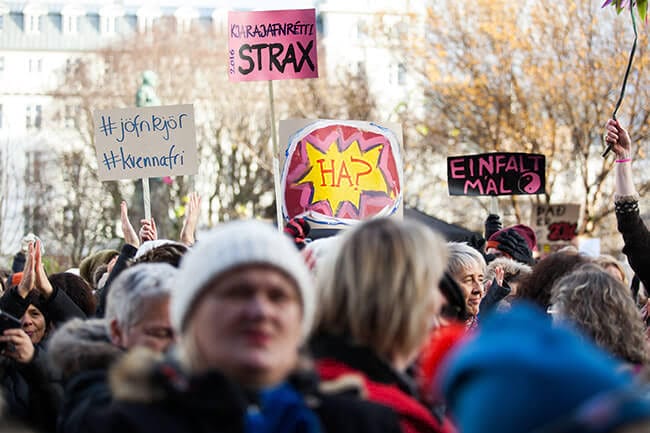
[101, 15, 116, 34]
[176, 17, 192, 33]
[28, 58, 42, 73]
[138, 15, 155, 33]
[64, 15, 79, 34]
[397, 63, 407, 85]
[389, 63, 407, 86]
[357, 20, 367, 39]
[351, 61, 365, 77]
[64, 104, 79, 128]
[25, 14, 43, 34]
[65, 57, 81, 74]
[26, 105, 42, 129]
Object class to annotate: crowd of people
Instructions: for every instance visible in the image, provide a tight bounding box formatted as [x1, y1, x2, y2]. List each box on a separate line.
[0, 121, 649, 432]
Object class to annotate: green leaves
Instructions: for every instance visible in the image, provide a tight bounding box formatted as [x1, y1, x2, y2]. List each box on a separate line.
[639, 0, 648, 22]
[602, 0, 648, 22]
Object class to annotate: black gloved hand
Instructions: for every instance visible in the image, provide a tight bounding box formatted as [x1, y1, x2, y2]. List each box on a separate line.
[493, 229, 534, 266]
[484, 214, 502, 240]
[466, 234, 486, 254]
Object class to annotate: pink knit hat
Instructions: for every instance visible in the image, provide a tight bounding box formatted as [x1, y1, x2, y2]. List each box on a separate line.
[489, 224, 537, 251]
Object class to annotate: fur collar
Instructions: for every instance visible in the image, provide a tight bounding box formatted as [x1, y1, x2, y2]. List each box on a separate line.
[47, 318, 122, 379]
[109, 347, 169, 403]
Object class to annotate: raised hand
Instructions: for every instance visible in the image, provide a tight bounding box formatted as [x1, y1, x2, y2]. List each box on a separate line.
[605, 119, 632, 160]
[120, 201, 140, 248]
[34, 239, 54, 299]
[180, 192, 201, 246]
[139, 217, 158, 243]
[17, 241, 36, 298]
[494, 266, 505, 288]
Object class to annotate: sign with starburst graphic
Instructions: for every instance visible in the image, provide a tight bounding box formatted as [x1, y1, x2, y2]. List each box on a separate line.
[280, 119, 403, 227]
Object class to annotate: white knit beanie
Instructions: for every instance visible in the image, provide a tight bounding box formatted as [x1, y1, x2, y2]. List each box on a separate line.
[171, 220, 315, 339]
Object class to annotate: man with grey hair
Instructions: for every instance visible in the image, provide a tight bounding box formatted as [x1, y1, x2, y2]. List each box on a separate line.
[104, 263, 176, 353]
[48, 263, 177, 433]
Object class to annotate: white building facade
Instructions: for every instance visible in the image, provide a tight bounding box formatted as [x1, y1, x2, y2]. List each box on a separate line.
[0, 1, 229, 257]
[0, 0, 419, 258]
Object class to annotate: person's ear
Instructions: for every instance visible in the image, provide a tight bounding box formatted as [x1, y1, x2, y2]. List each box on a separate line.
[109, 319, 125, 348]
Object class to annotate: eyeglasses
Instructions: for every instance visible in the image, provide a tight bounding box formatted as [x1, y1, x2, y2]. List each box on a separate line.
[528, 386, 650, 433]
[546, 305, 560, 316]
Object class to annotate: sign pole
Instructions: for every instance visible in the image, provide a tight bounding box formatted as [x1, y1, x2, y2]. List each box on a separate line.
[490, 196, 499, 216]
[142, 177, 151, 220]
[268, 80, 283, 231]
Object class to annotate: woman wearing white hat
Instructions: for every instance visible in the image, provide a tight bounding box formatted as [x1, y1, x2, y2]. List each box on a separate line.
[80, 220, 401, 433]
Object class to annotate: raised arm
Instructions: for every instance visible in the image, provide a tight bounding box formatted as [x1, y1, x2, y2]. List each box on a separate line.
[605, 119, 650, 289]
[179, 192, 201, 246]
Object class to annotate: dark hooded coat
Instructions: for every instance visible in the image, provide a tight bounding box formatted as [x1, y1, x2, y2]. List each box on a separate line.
[79, 348, 402, 433]
[47, 318, 123, 433]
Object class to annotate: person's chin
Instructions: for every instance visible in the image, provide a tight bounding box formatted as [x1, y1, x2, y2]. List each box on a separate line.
[239, 348, 275, 370]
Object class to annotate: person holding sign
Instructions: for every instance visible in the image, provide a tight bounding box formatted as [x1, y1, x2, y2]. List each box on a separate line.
[604, 119, 650, 293]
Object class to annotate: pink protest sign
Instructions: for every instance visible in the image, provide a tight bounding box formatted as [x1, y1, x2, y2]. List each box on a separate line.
[228, 9, 318, 82]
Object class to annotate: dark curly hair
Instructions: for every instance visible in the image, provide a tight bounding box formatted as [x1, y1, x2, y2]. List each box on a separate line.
[133, 243, 188, 268]
[48, 272, 97, 316]
[517, 250, 591, 309]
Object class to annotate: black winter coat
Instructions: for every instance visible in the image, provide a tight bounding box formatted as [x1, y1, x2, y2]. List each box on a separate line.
[1, 346, 60, 432]
[0, 285, 81, 433]
[616, 200, 650, 290]
[47, 318, 123, 433]
[82, 348, 402, 433]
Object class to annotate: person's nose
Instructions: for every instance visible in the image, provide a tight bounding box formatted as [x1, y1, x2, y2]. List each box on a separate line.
[21, 315, 32, 328]
[243, 293, 272, 318]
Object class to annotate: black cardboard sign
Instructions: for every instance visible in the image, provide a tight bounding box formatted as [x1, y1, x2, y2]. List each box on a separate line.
[447, 152, 546, 196]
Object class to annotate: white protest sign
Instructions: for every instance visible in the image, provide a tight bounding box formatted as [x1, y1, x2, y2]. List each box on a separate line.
[531, 203, 580, 255]
[93, 104, 198, 181]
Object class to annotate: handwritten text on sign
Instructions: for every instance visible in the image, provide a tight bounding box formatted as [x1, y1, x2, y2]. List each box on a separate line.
[533, 203, 580, 243]
[447, 152, 546, 196]
[228, 9, 318, 82]
[281, 120, 403, 226]
[93, 104, 198, 181]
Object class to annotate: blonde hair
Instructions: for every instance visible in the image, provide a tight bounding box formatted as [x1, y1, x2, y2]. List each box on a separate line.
[485, 257, 532, 287]
[315, 218, 448, 360]
[595, 254, 629, 286]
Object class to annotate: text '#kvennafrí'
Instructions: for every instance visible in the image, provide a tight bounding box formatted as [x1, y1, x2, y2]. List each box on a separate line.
[101, 144, 184, 173]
